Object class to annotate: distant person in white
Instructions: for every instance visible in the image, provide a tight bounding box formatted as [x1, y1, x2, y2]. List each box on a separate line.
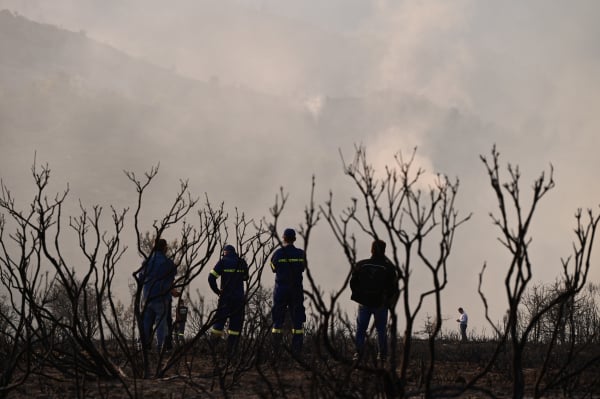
[457, 307, 468, 342]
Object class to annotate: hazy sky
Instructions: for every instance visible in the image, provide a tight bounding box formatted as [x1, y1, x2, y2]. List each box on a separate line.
[1, 0, 599, 336]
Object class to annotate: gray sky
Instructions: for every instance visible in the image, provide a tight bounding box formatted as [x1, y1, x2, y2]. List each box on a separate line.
[1, 0, 599, 336]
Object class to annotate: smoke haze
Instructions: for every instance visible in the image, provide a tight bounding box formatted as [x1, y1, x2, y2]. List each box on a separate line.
[1, 0, 599, 334]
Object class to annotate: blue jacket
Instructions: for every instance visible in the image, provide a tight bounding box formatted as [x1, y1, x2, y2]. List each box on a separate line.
[140, 251, 176, 302]
[270, 244, 306, 291]
[208, 252, 249, 298]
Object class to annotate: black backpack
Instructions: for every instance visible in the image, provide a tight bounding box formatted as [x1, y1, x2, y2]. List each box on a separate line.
[176, 305, 188, 322]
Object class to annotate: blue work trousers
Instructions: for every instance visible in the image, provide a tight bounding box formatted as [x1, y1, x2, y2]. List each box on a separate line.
[212, 295, 245, 335]
[142, 298, 170, 351]
[272, 286, 305, 353]
[356, 304, 388, 357]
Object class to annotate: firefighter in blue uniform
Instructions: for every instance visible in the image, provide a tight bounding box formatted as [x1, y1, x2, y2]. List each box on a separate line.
[270, 228, 307, 355]
[208, 244, 249, 354]
[138, 238, 177, 352]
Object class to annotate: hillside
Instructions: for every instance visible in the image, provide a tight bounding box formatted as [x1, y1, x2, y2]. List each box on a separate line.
[0, 1, 376, 96]
[0, 9, 490, 212]
[0, 10, 322, 204]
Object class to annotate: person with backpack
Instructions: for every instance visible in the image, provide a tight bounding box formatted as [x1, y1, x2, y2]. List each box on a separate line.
[350, 239, 400, 362]
[270, 228, 307, 356]
[208, 244, 249, 355]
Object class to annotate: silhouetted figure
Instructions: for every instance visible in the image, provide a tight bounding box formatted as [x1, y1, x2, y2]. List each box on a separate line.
[457, 307, 468, 342]
[139, 238, 177, 352]
[350, 240, 399, 362]
[208, 244, 249, 356]
[173, 295, 188, 345]
[270, 228, 307, 356]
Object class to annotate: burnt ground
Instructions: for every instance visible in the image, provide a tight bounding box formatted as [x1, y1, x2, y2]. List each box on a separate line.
[4, 339, 600, 398]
